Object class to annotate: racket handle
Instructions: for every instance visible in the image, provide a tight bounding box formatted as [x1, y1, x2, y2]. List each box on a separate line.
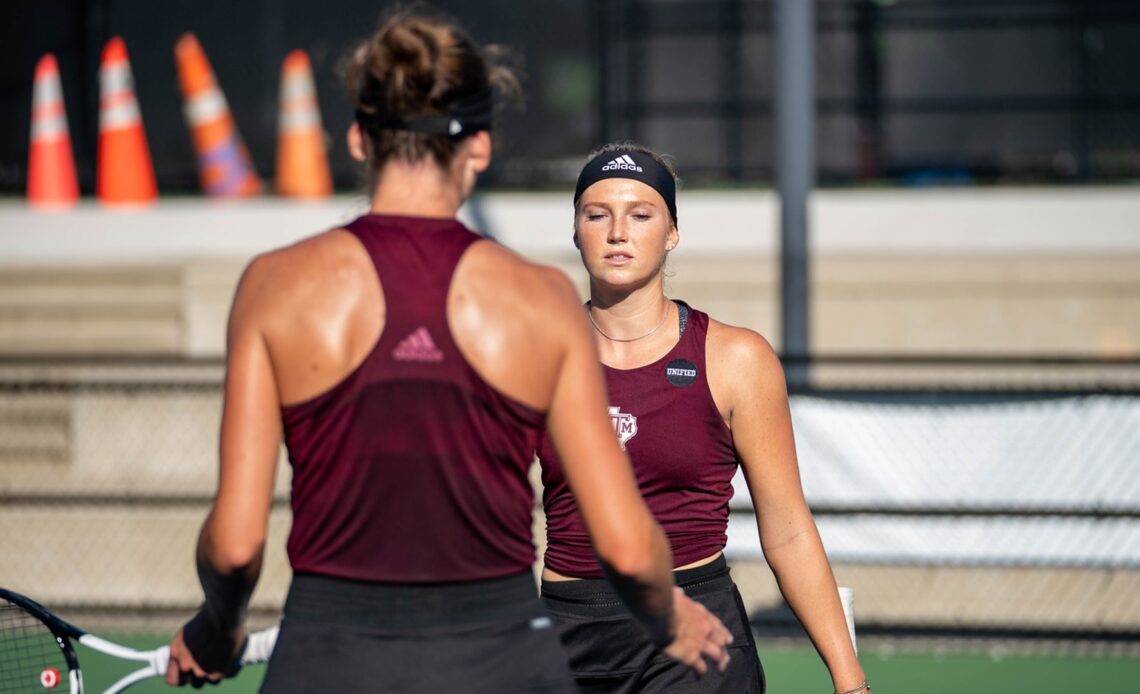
[838, 586, 857, 655]
[241, 625, 279, 665]
[153, 645, 172, 676]
[157, 625, 277, 675]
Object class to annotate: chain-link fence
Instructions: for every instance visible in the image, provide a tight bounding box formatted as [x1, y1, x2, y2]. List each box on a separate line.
[0, 360, 289, 633]
[733, 357, 1140, 657]
[2, 357, 1139, 654]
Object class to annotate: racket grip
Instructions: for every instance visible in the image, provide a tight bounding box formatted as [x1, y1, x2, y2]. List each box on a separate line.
[154, 645, 172, 676]
[241, 625, 279, 665]
[838, 586, 857, 655]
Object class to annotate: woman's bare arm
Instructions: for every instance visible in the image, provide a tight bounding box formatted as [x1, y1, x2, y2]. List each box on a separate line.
[167, 257, 282, 684]
[711, 324, 865, 692]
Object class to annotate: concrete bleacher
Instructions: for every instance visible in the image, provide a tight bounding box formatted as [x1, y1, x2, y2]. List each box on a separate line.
[2, 189, 1138, 358]
[1, 188, 1138, 633]
[1, 254, 1137, 360]
[0, 266, 185, 354]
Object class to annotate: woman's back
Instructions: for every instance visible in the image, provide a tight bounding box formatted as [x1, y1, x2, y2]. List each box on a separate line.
[253, 213, 567, 581]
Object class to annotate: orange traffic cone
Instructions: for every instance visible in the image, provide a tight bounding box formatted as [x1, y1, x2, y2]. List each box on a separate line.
[27, 54, 79, 209]
[174, 33, 260, 198]
[97, 36, 157, 206]
[275, 50, 332, 199]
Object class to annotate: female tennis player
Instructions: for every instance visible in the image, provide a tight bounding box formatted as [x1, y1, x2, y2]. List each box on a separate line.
[537, 143, 869, 694]
[163, 15, 730, 693]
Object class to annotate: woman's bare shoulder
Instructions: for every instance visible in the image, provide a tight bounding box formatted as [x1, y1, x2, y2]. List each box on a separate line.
[231, 228, 370, 322]
[705, 316, 786, 384]
[246, 227, 362, 281]
[461, 240, 584, 315]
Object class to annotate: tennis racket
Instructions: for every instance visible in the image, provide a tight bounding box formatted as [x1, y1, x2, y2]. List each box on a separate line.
[838, 585, 857, 654]
[0, 588, 278, 693]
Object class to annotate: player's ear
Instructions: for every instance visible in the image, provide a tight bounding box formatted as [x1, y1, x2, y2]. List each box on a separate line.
[466, 131, 492, 173]
[347, 123, 367, 162]
[665, 224, 679, 252]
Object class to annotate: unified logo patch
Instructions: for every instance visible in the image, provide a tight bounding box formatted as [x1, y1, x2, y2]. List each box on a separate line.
[608, 406, 638, 449]
[665, 359, 698, 387]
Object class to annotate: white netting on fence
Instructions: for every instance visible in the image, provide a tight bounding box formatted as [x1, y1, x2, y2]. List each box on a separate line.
[728, 394, 1140, 567]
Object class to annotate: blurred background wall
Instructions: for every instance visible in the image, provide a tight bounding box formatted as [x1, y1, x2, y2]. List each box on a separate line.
[2, 0, 1139, 192]
[1, 0, 1139, 677]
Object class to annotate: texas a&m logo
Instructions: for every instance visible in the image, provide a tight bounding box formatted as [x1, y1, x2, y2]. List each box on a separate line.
[608, 406, 638, 449]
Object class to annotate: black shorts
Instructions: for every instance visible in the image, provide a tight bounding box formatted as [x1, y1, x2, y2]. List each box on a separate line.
[261, 571, 576, 693]
[541, 555, 764, 694]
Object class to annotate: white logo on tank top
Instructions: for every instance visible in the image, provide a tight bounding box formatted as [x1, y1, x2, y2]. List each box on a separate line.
[608, 406, 638, 449]
[393, 326, 444, 362]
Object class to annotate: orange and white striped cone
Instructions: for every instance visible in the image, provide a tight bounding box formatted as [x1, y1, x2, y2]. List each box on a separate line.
[97, 36, 157, 206]
[27, 54, 79, 210]
[275, 50, 332, 199]
[174, 33, 260, 198]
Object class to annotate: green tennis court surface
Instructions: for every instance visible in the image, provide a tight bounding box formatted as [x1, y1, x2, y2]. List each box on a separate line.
[760, 643, 1140, 694]
[74, 637, 1140, 693]
[72, 636, 265, 693]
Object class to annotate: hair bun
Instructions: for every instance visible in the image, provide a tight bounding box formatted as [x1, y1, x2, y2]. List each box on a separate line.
[344, 11, 516, 169]
[383, 23, 439, 91]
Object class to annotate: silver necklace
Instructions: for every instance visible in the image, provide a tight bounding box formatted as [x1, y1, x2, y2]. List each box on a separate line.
[588, 303, 670, 342]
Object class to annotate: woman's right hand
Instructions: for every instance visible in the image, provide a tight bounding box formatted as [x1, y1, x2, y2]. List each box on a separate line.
[662, 586, 733, 675]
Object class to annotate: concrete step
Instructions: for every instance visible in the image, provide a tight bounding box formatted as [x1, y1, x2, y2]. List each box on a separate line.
[0, 384, 291, 497]
[2, 253, 1138, 357]
[0, 267, 184, 355]
[0, 394, 69, 466]
[559, 251, 1140, 357]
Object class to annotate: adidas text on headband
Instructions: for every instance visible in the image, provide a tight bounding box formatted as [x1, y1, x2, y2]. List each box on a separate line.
[573, 150, 677, 225]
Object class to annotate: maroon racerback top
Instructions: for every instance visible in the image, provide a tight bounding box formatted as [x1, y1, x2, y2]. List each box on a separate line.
[538, 303, 739, 578]
[281, 214, 545, 583]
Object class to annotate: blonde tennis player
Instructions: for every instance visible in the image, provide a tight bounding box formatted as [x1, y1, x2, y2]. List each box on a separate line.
[537, 143, 869, 694]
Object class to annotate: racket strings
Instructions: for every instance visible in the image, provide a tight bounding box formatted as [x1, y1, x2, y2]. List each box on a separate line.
[0, 601, 69, 693]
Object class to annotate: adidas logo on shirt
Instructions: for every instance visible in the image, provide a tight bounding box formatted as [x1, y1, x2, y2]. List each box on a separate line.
[393, 326, 444, 362]
[601, 154, 642, 172]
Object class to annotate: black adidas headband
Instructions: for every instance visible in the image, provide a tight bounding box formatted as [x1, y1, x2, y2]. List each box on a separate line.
[355, 86, 493, 139]
[573, 150, 678, 225]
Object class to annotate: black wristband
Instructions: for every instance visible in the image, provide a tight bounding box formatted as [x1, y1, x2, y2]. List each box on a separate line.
[194, 535, 261, 633]
[645, 611, 675, 650]
[181, 607, 244, 676]
[197, 559, 253, 632]
[598, 558, 675, 650]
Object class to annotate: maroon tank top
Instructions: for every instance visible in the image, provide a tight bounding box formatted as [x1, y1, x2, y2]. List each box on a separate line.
[538, 303, 738, 578]
[281, 214, 545, 583]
